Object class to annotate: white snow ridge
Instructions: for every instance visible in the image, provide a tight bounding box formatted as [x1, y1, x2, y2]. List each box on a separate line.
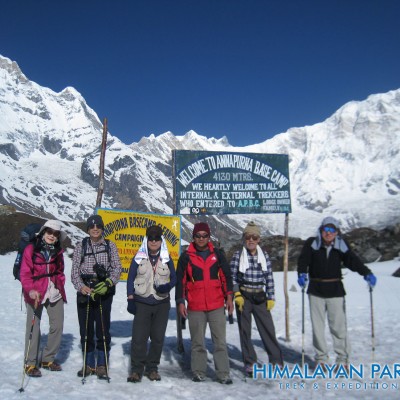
[0, 52, 400, 240]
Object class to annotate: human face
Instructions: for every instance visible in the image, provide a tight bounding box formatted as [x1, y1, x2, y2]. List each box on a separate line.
[147, 235, 162, 254]
[43, 228, 60, 244]
[88, 224, 103, 242]
[244, 234, 260, 255]
[321, 225, 338, 245]
[193, 231, 210, 251]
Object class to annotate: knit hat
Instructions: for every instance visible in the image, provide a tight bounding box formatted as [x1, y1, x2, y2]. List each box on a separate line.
[86, 215, 104, 231]
[146, 225, 163, 237]
[38, 220, 67, 242]
[320, 216, 340, 229]
[243, 221, 261, 237]
[193, 222, 211, 237]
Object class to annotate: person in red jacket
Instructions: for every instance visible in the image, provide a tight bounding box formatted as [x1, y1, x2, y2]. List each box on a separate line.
[175, 222, 234, 384]
[20, 220, 67, 378]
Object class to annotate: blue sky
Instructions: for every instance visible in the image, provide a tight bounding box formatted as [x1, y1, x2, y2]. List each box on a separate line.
[1, 0, 400, 146]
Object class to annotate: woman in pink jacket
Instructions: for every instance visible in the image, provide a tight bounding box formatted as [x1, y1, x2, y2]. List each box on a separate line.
[20, 220, 67, 378]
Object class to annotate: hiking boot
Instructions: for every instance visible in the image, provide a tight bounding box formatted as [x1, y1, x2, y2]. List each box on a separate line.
[244, 364, 253, 378]
[96, 365, 109, 380]
[127, 372, 142, 383]
[146, 370, 161, 381]
[217, 377, 233, 384]
[77, 366, 96, 377]
[41, 361, 62, 371]
[192, 374, 206, 382]
[25, 365, 42, 377]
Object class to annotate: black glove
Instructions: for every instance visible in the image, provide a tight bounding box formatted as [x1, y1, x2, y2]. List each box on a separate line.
[155, 283, 171, 294]
[127, 299, 136, 315]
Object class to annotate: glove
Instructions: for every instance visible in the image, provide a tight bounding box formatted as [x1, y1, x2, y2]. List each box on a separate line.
[297, 273, 308, 289]
[364, 274, 377, 288]
[155, 283, 171, 294]
[234, 291, 245, 312]
[127, 299, 136, 315]
[92, 278, 113, 296]
[266, 300, 275, 311]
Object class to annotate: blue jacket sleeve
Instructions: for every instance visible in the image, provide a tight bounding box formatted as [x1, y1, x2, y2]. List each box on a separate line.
[126, 258, 139, 297]
[167, 259, 177, 289]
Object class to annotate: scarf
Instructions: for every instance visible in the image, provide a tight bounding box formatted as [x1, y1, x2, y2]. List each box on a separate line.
[238, 246, 268, 274]
[134, 236, 170, 265]
[41, 241, 56, 262]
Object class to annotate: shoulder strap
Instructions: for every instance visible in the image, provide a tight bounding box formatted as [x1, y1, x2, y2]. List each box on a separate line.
[80, 237, 89, 265]
[105, 239, 111, 259]
[81, 237, 111, 266]
[31, 251, 59, 281]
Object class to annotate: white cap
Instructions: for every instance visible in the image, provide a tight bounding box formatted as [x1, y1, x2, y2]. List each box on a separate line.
[37, 220, 67, 242]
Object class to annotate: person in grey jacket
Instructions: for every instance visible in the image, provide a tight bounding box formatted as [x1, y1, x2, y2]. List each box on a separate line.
[297, 216, 377, 370]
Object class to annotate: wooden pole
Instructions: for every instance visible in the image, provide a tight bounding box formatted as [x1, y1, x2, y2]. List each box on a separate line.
[283, 212, 290, 341]
[172, 150, 185, 353]
[96, 118, 108, 208]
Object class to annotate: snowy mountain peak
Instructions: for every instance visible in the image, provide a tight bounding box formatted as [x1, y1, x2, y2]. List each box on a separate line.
[0, 54, 399, 239]
[0, 55, 28, 84]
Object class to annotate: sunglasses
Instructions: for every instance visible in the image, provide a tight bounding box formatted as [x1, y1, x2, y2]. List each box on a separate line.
[148, 235, 162, 242]
[45, 228, 60, 238]
[322, 226, 337, 233]
[194, 233, 210, 239]
[88, 224, 103, 230]
[245, 234, 260, 241]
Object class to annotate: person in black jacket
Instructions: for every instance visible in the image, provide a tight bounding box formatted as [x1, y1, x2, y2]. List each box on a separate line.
[297, 216, 377, 370]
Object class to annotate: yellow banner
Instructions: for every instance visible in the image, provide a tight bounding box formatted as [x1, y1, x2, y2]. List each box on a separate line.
[96, 208, 181, 281]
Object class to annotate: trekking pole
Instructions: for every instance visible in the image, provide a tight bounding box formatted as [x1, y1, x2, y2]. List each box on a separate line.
[99, 297, 110, 383]
[301, 287, 305, 369]
[369, 286, 375, 362]
[81, 294, 91, 385]
[18, 302, 38, 392]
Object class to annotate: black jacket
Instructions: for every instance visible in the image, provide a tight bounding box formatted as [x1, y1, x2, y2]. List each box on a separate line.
[297, 236, 372, 298]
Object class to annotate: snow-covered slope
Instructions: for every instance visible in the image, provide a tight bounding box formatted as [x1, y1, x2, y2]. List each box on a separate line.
[1, 54, 399, 241]
[2, 252, 400, 399]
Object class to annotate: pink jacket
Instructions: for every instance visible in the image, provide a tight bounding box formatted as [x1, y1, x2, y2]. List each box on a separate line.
[20, 243, 67, 306]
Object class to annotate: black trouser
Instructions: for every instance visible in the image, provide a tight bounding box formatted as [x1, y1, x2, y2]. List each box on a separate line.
[130, 301, 170, 374]
[236, 298, 283, 366]
[77, 293, 113, 354]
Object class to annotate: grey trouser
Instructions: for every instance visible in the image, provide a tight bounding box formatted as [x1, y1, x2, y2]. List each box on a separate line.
[309, 294, 350, 364]
[188, 307, 230, 380]
[236, 298, 283, 366]
[130, 301, 170, 374]
[25, 298, 64, 366]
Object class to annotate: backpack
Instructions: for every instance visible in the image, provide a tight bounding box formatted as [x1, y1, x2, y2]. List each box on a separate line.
[13, 223, 42, 281]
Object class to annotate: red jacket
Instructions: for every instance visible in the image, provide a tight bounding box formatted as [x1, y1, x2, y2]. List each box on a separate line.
[175, 242, 233, 311]
[20, 243, 67, 306]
